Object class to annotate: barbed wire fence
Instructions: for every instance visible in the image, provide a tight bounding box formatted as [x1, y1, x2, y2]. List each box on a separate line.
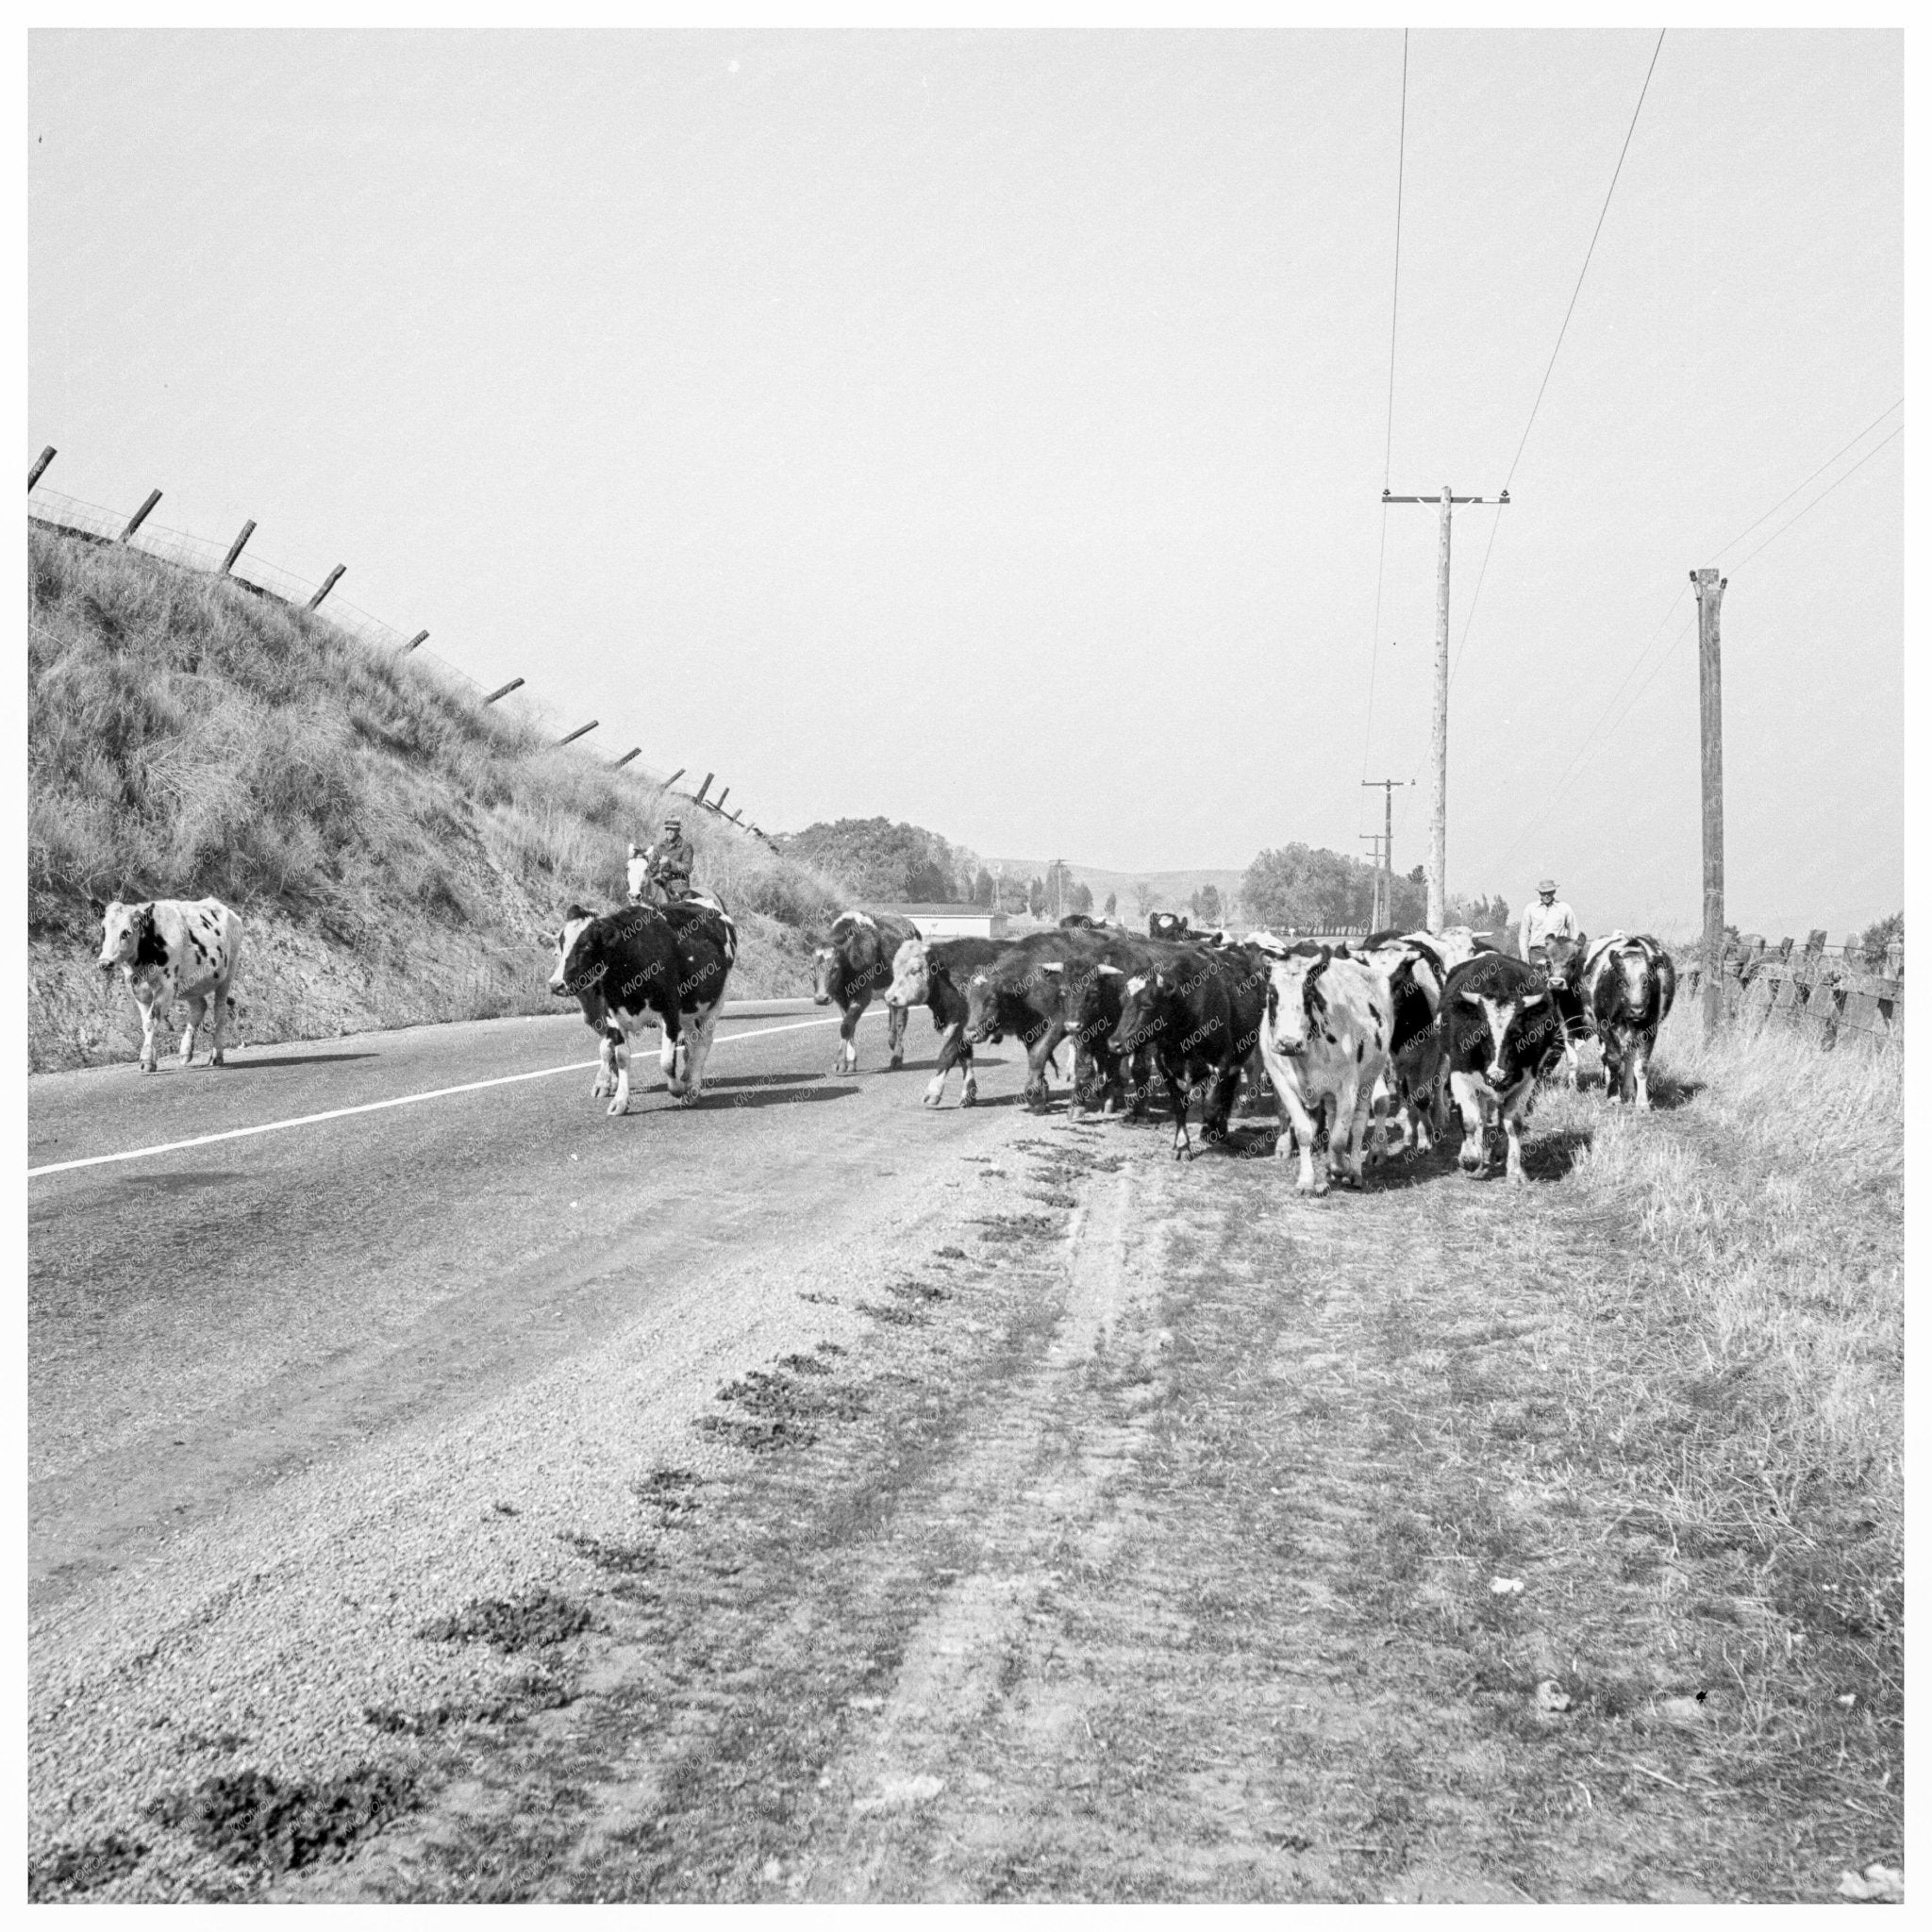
[26, 458, 777, 846]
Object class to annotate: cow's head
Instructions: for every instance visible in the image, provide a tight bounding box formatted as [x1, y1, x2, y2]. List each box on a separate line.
[93, 898, 156, 974]
[1264, 947, 1330, 1058]
[1062, 959, 1120, 1043]
[1532, 934, 1585, 992]
[883, 937, 929, 1010]
[963, 968, 1002, 1043]
[547, 906, 605, 998]
[810, 945, 839, 1005]
[625, 844, 650, 903]
[1106, 970, 1169, 1058]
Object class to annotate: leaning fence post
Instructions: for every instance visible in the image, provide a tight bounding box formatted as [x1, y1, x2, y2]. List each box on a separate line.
[1886, 941, 1904, 980]
[691, 773, 714, 808]
[305, 565, 346, 611]
[558, 720, 598, 745]
[664, 768, 685, 789]
[118, 490, 162, 542]
[483, 677, 525, 705]
[220, 520, 257, 575]
[401, 630, 428, 652]
[714, 785, 730, 812]
[28, 446, 56, 491]
[612, 747, 641, 769]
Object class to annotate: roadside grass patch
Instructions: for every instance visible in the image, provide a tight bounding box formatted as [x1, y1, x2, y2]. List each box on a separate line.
[144, 1765, 416, 1878]
[418, 1589, 593, 1652]
[27, 1830, 149, 1900]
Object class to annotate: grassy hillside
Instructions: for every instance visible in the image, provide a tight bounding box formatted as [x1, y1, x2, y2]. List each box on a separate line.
[27, 525, 847, 1072]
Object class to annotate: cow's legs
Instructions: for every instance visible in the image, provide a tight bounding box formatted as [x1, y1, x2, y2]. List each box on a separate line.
[833, 997, 866, 1074]
[135, 989, 162, 1073]
[1339, 1075, 1378, 1188]
[593, 1031, 617, 1098]
[1023, 1024, 1062, 1112]
[1503, 1093, 1530, 1184]
[1267, 1068, 1323, 1194]
[207, 979, 232, 1065]
[1632, 1030, 1654, 1111]
[677, 1004, 723, 1101]
[924, 1016, 961, 1108]
[179, 993, 207, 1067]
[1450, 1072, 1492, 1174]
[609, 1024, 635, 1116]
[887, 1000, 908, 1069]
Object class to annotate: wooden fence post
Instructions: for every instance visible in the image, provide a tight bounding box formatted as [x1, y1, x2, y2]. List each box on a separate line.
[402, 630, 428, 652]
[483, 677, 525, 705]
[28, 446, 56, 491]
[714, 786, 730, 812]
[558, 720, 598, 745]
[305, 565, 346, 611]
[664, 768, 686, 789]
[612, 748, 641, 769]
[220, 520, 257, 575]
[119, 490, 162, 542]
[691, 773, 714, 808]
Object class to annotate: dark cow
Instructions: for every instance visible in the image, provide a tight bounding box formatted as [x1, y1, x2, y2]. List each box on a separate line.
[1527, 932, 1591, 1088]
[960, 927, 1109, 1110]
[883, 934, 1010, 1108]
[1058, 912, 1100, 929]
[92, 895, 243, 1072]
[1148, 910, 1191, 941]
[547, 895, 739, 1114]
[1049, 933, 1168, 1119]
[1105, 941, 1269, 1158]
[1578, 932, 1676, 1108]
[812, 910, 921, 1075]
[1439, 951, 1570, 1183]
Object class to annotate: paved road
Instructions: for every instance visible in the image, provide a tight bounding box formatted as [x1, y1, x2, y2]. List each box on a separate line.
[27, 999, 1041, 1616]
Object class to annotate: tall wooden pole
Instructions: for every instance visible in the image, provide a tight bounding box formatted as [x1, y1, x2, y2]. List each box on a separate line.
[1692, 567, 1727, 1031]
[1428, 485, 1452, 930]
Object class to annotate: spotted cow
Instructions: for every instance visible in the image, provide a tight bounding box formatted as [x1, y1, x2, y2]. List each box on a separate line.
[92, 896, 243, 1073]
[1578, 932, 1676, 1108]
[1257, 946, 1391, 1193]
[883, 934, 1010, 1108]
[813, 910, 922, 1075]
[547, 895, 738, 1113]
[1440, 951, 1571, 1184]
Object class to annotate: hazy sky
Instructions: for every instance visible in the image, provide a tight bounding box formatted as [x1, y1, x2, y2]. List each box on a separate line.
[29, 29, 1902, 937]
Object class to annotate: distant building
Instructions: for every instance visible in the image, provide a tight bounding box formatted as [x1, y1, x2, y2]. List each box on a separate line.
[880, 903, 1010, 941]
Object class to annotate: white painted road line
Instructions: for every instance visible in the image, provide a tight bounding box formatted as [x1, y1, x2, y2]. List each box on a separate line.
[27, 1011, 881, 1180]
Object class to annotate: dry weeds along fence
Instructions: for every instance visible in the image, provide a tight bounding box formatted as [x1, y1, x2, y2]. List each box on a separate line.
[1678, 933, 1903, 1046]
[25, 466, 771, 843]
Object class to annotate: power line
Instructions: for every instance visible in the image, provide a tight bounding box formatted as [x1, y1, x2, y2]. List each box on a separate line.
[1713, 399, 1902, 562]
[1493, 419, 1903, 875]
[1357, 29, 1409, 795]
[1447, 28, 1666, 693]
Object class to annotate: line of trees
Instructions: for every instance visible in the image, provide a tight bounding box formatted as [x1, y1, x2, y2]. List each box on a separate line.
[1241, 844, 1508, 936]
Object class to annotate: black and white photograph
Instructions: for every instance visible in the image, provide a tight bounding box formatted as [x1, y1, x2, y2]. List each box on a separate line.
[25, 17, 1904, 1906]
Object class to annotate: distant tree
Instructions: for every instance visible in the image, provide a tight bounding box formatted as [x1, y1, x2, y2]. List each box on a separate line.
[1027, 876, 1046, 918]
[1859, 909, 1904, 968]
[1190, 883, 1223, 928]
[1407, 864, 1426, 886]
[972, 867, 994, 907]
[1241, 843, 1374, 932]
[1068, 879, 1093, 916]
[1103, 891, 1118, 920]
[1133, 881, 1156, 923]
[1447, 891, 1510, 932]
[787, 817, 964, 904]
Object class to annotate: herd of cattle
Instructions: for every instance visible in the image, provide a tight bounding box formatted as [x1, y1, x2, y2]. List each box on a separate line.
[89, 886, 1676, 1191]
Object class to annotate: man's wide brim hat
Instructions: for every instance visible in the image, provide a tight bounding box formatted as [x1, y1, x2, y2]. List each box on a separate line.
[1538, 878, 1557, 892]
[665, 817, 683, 829]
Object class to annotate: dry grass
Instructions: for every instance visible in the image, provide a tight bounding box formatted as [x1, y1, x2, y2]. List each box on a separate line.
[27, 526, 847, 1068]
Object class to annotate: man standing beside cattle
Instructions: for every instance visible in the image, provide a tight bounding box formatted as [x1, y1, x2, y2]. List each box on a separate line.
[1518, 878, 1576, 961]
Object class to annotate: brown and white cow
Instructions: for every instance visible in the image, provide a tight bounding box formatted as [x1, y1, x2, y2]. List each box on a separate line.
[1257, 946, 1391, 1193]
[883, 934, 1008, 1108]
[1578, 932, 1676, 1108]
[92, 896, 243, 1072]
[813, 910, 921, 1075]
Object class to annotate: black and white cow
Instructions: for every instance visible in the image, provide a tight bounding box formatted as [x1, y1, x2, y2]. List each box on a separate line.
[92, 896, 243, 1072]
[1578, 932, 1676, 1108]
[1526, 932, 1591, 1088]
[1257, 946, 1392, 1193]
[883, 934, 1009, 1108]
[1358, 926, 1490, 1156]
[1439, 951, 1571, 1184]
[813, 910, 921, 1075]
[547, 895, 738, 1113]
[1105, 941, 1269, 1158]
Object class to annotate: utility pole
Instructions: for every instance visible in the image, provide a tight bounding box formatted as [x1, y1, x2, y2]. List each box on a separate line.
[1357, 834, 1386, 928]
[1382, 486, 1507, 927]
[1361, 776, 1409, 931]
[1692, 567, 1727, 1032]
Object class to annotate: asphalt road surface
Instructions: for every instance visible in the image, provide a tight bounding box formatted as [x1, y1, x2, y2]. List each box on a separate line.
[28, 999, 1041, 1616]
